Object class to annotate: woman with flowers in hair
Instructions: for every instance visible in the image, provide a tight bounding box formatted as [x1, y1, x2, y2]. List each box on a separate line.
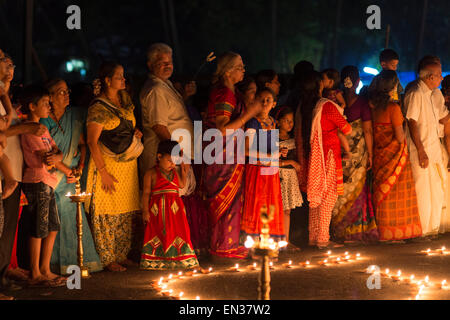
[330, 66, 379, 244]
[85, 62, 142, 272]
[370, 70, 422, 242]
[202, 52, 261, 260]
[41, 79, 102, 275]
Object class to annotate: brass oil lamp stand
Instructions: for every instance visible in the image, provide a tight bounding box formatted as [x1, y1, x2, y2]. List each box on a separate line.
[245, 205, 287, 300]
[67, 175, 91, 278]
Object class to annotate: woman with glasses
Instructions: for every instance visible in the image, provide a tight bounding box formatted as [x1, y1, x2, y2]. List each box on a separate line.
[202, 52, 261, 260]
[40, 79, 102, 275]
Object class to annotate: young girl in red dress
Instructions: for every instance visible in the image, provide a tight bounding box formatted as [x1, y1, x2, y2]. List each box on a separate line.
[140, 140, 199, 270]
[241, 88, 285, 244]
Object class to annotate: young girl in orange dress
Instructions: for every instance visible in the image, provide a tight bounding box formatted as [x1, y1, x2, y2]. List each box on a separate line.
[140, 140, 199, 270]
[241, 88, 285, 243]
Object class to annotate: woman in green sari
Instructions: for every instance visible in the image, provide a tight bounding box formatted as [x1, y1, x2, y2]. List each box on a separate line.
[41, 79, 102, 275]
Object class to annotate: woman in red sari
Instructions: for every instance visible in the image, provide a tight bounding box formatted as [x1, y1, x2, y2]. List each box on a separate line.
[369, 70, 422, 241]
[307, 71, 352, 249]
[203, 52, 261, 259]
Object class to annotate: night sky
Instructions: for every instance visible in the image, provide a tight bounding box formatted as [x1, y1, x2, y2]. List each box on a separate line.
[1, 0, 449, 84]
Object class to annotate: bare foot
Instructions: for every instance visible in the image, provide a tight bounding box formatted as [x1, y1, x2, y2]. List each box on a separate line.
[40, 270, 60, 281]
[106, 262, 126, 272]
[6, 268, 29, 281]
[2, 180, 18, 199]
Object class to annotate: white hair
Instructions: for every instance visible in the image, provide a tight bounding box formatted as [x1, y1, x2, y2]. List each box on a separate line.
[419, 62, 440, 80]
[147, 43, 172, 68]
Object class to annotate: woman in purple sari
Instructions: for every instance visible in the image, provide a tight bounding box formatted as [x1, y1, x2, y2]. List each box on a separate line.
[202, 52, 260, 259]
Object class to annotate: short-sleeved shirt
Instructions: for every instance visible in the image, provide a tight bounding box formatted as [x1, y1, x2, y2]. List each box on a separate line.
[344, 96, 372, 123]
[139, 75, 194, 171]
[21, 124, 58, 189]
[0, 102, 23, 182]
[405, 80, 449, 164]
[245, 117, 277, 164]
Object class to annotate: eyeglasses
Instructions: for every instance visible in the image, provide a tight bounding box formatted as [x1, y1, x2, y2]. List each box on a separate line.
[5, 64, 15, 70]
[52, 89, 71, 96]
[233, 64, 245, 71]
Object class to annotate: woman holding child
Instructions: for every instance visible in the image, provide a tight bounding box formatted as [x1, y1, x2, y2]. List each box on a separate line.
[331, 66, 379, 243]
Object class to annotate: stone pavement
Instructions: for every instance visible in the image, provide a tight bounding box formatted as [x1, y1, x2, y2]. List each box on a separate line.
[6, 234, 450, 300]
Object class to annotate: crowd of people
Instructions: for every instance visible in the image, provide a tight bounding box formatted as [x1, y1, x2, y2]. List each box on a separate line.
[1, 44, 450, 300]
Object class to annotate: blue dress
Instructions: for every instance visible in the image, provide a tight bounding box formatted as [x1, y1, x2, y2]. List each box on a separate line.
[41, 106, 102, 275]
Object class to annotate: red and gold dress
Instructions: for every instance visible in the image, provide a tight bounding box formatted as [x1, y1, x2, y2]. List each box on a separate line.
[140, 166, 199, 270]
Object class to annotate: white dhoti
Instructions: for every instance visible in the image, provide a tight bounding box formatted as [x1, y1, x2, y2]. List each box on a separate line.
[440, 142, 450, 233]
[410, 159, 446, 236]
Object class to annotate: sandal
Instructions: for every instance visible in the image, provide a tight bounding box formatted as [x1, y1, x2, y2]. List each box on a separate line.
[106, 262, 126, 272]
[28, 278, 65, 288]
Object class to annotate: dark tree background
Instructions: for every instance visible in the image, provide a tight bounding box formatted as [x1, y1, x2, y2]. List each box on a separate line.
[0, 0, 449, 84]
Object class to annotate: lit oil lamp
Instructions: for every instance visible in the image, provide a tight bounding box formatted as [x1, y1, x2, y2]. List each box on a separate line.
[283, 260, 293, 268]
[440, 280, 448, 289]
[391, 270, 402, 281]
[230, 263, 240, 272]
[248, 262, 258, 270]
[318, 259, 329, 266]
[334, 257, 341, 264]
[269, 261, 275, 270]
[200, 267, 213, 274]
[381, 268, 390, 277]
[405, 275, 415, 284]
[299, 260, 310, 267]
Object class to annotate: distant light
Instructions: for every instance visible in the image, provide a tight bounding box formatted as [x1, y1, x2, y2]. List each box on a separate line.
[363, 67, 379, 76]
[66, 62, 74, 72]
[80, 68, 86, 77]
[356, 80, 364, 94]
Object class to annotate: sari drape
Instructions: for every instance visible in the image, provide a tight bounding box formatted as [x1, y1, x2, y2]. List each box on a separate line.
[41, 107, 102, 274]
[373, 123, 422, 240]
[203, 86, 247, 259]
[331, 119, 379, 242]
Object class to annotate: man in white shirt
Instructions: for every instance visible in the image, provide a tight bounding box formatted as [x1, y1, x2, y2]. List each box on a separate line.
[139, 43, 196, 194]
[406, 60, 450, 238]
